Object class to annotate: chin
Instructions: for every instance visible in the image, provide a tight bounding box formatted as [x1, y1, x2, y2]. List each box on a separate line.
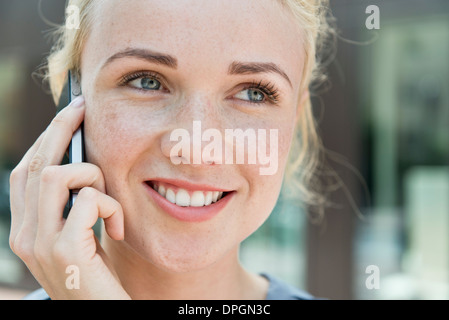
[124, 224, 236, 274]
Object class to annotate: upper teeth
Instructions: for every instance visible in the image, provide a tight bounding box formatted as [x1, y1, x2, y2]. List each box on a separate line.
[152, 183, 224, 207]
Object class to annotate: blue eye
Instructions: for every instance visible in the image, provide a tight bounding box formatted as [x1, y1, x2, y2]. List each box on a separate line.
[129, 77, 162, 90]
[235, 88, 265, 102]
[120, 71, 165, 92]
[233, 81, 280, 105]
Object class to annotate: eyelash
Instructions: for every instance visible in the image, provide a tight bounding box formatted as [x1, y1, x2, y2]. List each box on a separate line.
[118, 71, 163, 89]
[118, 71, 280, 105]
[242, 80, 280, 105]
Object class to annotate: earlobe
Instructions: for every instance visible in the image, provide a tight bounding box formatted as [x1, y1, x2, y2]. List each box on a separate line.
[295, 89, 310, 124]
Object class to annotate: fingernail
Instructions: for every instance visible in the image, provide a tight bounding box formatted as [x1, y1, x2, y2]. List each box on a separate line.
[71, 96, 85, 108]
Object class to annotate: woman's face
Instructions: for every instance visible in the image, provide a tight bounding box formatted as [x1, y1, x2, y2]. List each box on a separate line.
[80, 0, 305, 272]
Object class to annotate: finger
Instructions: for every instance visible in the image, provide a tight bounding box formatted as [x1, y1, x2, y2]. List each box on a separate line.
[23, 97, 85, 239]
[9, 133, 47, 278]
[9, 131, 46, 243]
[27, 96, 85, 182]
[36, 163, 106, 238]
[61, 187, 124, 246]
[13, 129, 47, 175]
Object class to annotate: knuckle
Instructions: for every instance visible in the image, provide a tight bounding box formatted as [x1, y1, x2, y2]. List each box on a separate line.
[91, 165, 103, 181]
[8, 234, 17, 255]
[78, 186, 98, 200]
[10, 232, 34, 263]
[50, 116, 72, 137]
[89, 165, 106, 191]
[40, 166, 60, 184]
[28, 153, 48, 175]
[50, 112, 73, 136]
[10, 166, 25, 185]
[50, 115, 68, 128]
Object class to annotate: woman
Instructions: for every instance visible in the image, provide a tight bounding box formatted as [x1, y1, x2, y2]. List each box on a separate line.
[9, 0, 334, 300]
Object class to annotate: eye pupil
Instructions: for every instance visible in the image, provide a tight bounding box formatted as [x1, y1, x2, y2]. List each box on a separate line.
[248, 89, 264, 102]
[141, 77, 161, 90]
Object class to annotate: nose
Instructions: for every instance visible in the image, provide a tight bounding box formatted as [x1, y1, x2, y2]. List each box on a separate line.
[160, 94, 226, 166]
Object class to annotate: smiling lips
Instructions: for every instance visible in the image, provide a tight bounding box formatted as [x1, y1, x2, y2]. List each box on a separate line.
[144, 179, 234, 222]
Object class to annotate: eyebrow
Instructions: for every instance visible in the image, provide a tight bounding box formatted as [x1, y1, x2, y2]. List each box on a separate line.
[102, 48, 178, 69]
[228, 61, 292, 88]
[102, 48, 292, 87]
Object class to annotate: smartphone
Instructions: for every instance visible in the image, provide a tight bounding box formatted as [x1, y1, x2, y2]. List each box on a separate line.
[67, 71, 85, 208]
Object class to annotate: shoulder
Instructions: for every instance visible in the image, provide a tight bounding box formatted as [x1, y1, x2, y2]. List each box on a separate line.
[262, 273, 316, 300]
[23, 288, 51, 300]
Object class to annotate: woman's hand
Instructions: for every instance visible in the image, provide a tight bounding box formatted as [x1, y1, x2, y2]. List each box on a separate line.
[9, 97, 130, 300]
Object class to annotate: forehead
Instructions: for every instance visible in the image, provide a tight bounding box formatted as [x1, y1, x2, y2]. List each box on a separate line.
[85, 0, 305, 83]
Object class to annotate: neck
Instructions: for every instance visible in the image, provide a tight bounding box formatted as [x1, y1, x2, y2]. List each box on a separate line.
[101, 235, 268, 300]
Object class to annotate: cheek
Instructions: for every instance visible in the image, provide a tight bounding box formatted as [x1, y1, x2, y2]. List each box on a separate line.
[237, 124, 295, 229]
[83, 102, 152, 187]
[86, 110, 130, 167]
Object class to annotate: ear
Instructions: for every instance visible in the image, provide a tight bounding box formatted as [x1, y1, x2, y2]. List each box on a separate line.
[295, 89, 310, 125]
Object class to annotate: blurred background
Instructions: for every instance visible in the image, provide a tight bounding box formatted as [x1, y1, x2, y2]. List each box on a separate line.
[0, 0, 448, 300]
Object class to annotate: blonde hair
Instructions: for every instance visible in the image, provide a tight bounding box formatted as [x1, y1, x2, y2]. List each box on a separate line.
[44, 0, 337, 221]
[44, 0, 98, 102]
[278, 0, 337, 222]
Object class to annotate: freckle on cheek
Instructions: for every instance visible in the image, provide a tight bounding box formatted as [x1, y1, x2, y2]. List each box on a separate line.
[100, 112, 120, 138]
[105, 111, 118, 124]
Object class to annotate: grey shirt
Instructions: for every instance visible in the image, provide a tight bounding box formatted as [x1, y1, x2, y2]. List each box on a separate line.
[262, 273, 314, 300]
